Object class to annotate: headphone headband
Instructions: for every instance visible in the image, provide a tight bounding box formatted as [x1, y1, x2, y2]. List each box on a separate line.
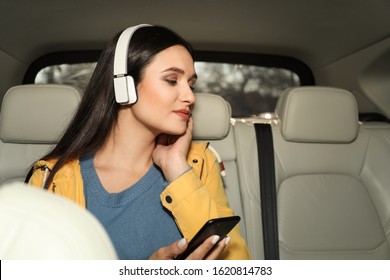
[113, 24, 152, 105]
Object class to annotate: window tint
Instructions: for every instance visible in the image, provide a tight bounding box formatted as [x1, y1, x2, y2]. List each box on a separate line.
[35, 61, 300, 118]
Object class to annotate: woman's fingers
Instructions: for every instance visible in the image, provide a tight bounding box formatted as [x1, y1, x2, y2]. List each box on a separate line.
[149, 238, 188, 260]
[186, 235, 228, 260]
[204, 236, 230, 260]
[148, 235, 230, 260]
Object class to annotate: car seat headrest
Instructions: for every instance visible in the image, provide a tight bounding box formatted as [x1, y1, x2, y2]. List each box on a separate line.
[0, 182, 117, 259]
[192, 93, 231, 140]
[0, 84, 82, 144]
[275, 86, 359, 143]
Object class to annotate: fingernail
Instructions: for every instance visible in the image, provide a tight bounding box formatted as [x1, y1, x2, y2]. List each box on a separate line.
[211, 235, 220, 245]
[225, 236, 231, 245]
[178, 238, 187, 250]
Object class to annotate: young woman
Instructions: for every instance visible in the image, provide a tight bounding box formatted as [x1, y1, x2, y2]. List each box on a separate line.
[28, 24, 250, 260]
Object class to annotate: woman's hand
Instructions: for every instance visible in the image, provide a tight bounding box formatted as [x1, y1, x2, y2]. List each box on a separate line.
[152, 117, 193, 182]
[148, 235, 230, 260]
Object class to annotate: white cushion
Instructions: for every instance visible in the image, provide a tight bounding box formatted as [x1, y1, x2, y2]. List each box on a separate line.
[0, 182, 117, 259]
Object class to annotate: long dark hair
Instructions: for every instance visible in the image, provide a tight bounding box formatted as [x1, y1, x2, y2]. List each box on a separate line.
[40, 25, 193, 189]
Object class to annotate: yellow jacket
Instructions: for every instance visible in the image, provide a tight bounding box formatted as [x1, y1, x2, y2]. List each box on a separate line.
[29, 141, 251, 260]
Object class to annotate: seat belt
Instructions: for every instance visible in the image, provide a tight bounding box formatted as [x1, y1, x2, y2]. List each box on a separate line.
[254, 123, 280, 260]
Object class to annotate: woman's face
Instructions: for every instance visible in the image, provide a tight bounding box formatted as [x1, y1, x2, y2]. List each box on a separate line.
[132, 45, 196, 136]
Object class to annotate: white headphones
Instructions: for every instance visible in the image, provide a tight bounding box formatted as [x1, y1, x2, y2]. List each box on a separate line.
[113, 24, 152, 105]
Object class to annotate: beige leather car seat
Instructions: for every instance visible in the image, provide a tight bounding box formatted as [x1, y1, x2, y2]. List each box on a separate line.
[192, 93, 246, 239]
[234, 86, 390, 259]
[0, 84, 82, 184]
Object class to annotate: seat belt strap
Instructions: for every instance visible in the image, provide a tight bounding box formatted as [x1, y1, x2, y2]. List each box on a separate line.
[254, 123, 280, 260]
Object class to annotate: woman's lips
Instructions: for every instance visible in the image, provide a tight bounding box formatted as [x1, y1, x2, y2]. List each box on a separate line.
[173, 109, 191, 120]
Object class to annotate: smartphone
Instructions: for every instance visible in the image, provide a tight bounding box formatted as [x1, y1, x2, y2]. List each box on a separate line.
[174, 215, 240, 260]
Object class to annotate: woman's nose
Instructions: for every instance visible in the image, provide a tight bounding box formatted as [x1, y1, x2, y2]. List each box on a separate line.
[182, 85, 195, 104]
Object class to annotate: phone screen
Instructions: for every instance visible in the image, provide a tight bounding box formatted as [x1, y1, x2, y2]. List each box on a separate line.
[174, 215, 240, 260]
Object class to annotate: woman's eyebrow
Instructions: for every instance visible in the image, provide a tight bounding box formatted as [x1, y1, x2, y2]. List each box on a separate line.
[162, 67, 184, 74]
[162, 67, 197, 80]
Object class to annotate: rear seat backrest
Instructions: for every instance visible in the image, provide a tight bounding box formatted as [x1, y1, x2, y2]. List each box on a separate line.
[0, 84, 82, 184]
[361, 121, 390, 147]
[234, 86, 390, 259]
[192, 93, 246, 239]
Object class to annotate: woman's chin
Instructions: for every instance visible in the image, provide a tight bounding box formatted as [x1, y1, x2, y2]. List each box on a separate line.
[164, 127, 187, 136]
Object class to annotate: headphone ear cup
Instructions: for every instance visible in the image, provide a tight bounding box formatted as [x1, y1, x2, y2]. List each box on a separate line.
[114, 75, 137, 104]
[113, 24, 151, 105]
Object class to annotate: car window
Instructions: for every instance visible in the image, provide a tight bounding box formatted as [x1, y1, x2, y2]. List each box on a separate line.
[35, 61, 300, 119]
[35, 63, 97, 94]
[194, 62, 299, 118]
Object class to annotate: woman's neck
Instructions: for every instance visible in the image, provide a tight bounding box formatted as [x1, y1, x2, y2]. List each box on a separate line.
[93, 109, 157, 193]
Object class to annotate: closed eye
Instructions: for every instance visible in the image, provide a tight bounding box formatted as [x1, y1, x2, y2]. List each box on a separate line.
[189, 77, 197, 91]
[165, 79, 177, 86]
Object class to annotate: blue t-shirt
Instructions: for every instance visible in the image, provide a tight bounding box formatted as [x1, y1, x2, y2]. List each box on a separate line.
[80, 154, 182, 259]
